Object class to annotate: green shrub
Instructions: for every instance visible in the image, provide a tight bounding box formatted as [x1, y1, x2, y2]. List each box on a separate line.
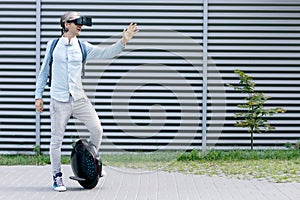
[285, 142, 292, 149]
[295, 140, 300, 150]
[177, 149, 300, 161]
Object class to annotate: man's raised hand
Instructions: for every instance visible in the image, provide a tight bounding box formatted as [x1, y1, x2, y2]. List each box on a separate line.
[121, 23, 139, 45]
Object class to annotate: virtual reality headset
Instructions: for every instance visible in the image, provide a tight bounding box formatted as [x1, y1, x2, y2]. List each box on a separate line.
[67, 16, 92, 26]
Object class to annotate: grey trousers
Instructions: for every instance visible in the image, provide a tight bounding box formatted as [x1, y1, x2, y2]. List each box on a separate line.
[50, 95, 103, 175]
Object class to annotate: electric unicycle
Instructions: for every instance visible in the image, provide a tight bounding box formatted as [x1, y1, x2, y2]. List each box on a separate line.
[69, 139, 103, 189]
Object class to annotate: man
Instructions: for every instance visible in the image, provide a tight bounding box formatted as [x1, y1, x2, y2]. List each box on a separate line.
[35, 11, 138, 192]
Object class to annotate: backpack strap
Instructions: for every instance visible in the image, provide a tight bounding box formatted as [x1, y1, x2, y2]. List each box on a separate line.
[48, 38, 59, 87]
[78, 40, 87, 78]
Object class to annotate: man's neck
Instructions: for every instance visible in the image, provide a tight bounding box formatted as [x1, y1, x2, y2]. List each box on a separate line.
[63, 33, 76, 43]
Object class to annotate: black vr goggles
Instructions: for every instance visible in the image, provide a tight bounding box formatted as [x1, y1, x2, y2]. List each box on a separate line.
[67, 16, 92, 26]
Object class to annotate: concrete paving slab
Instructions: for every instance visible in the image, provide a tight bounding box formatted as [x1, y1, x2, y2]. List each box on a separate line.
[0, 165, 299, 200]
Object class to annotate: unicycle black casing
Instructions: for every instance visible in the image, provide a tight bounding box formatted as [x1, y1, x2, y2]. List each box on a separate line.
[70, 139, 102, 189]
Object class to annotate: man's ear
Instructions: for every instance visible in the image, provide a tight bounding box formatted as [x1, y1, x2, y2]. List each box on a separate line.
[64, 21, 69, 28]
[63, 22, 70, 32]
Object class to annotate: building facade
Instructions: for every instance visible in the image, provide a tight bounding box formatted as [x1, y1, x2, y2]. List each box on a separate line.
[0, 0, 300, 154]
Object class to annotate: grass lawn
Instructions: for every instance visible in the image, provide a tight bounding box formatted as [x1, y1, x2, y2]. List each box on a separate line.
[102, 149, 300, 183]
[0, 149, 299, 183]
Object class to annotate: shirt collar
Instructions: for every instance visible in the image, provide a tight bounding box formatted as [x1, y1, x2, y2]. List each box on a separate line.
[62, 36, 77, 46]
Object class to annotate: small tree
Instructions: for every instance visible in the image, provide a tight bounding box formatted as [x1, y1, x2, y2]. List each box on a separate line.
[227, 70, 286, 150]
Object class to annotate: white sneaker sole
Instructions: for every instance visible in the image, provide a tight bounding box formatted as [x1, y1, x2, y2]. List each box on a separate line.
[53, 186, 67, 192]
[101, 169, 107, 177]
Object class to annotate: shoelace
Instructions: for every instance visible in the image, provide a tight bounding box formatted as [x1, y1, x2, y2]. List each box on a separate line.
[54, 176, 64, 187]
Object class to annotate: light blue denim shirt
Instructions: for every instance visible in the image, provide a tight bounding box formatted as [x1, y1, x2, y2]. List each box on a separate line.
[35, 37, 124, 102]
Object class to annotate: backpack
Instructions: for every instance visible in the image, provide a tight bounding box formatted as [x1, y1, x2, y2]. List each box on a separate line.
[48, 38, 87, 87]
[70, 139, 102, 189]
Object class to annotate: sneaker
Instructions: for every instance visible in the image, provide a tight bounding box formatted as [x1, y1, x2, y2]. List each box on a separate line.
[53, 172, 67, 192]
[101, 169, 107, 177]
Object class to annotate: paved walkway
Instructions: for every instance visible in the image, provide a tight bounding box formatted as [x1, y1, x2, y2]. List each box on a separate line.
[0, 165, 299, 200]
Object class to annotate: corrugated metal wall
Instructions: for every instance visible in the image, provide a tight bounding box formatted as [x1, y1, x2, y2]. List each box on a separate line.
[0, 0, 299, 154]
[0, 0, 37, 154]
[208, 0, 300, 149]
[39, 0, 203, 154]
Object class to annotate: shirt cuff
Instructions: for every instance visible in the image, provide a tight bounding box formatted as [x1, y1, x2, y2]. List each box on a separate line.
[118, 39, 126, 48]
[35, 93, 42, 100]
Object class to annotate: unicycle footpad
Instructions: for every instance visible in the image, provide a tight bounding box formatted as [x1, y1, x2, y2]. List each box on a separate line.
[69, 176, 86, 181]
[70, 139, 103, 189]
